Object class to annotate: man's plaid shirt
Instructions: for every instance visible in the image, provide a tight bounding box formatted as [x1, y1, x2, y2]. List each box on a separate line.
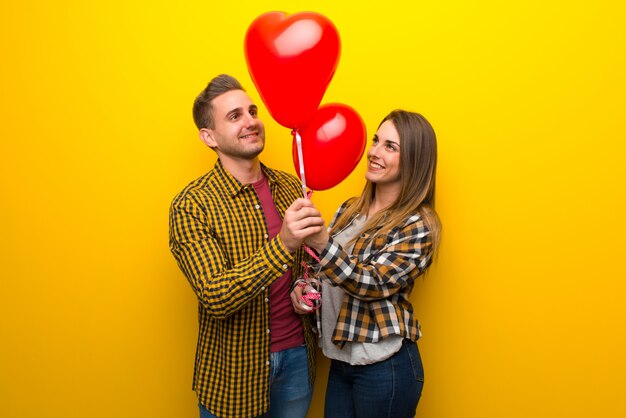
[316, 200, 434, 346]
[169, 160, 315, 418]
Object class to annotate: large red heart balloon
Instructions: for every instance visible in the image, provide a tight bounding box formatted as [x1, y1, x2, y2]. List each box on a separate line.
[245, 11, 341, 129]
[292, 104, 366, 191]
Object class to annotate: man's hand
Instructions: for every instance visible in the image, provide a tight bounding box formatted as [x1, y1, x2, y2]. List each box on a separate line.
[279, 198, 325, 253]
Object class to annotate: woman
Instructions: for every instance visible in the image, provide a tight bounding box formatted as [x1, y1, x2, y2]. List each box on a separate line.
[292, 109, 441, 418]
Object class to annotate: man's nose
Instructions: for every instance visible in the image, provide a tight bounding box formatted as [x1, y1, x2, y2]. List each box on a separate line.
[242, 113, 256, 127]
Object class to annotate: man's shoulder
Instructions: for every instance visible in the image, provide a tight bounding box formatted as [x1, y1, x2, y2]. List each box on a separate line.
[171, 170, 218, 207]
[264, 166, 301, 189]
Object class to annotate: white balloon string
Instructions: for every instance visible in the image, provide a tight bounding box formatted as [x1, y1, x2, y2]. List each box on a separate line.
[295, 130, 308, 198]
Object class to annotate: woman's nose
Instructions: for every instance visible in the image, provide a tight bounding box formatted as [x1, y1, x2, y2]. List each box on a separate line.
[368, 144, 379, 158]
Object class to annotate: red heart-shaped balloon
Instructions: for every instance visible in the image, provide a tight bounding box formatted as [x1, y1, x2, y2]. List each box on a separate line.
[293, 104, 366, 191]
[245, 11, 341, 129]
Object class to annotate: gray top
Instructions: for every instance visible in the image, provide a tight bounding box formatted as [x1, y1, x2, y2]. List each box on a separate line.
[319, 215, 403, 365]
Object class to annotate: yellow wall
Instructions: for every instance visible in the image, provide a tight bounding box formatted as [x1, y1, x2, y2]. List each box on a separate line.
[1, 1, 625, 417]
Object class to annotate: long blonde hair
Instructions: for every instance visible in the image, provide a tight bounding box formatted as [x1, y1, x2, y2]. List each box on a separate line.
[330, 110, 441, 252]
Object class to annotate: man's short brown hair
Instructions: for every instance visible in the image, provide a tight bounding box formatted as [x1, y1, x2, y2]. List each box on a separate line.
[192, 74, 244, 129]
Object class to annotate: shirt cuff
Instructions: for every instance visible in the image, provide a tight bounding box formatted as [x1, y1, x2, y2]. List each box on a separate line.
[264, 234, 294, 275]
[318, 236, 343, 269]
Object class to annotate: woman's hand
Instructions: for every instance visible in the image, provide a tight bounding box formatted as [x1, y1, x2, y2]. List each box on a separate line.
[290, 284, 314, 315]
[304, 226, 329, 253]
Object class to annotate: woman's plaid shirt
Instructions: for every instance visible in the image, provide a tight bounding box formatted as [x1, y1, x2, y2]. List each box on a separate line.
[317, 200, 434, 346]
[169, 160, 315, 418]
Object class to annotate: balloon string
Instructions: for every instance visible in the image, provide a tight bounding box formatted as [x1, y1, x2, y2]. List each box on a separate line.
[298, 189, 322, 310]
[291, 131, 318, 261]
[303, 189, 320, 263]
[293, 130, 308, 198]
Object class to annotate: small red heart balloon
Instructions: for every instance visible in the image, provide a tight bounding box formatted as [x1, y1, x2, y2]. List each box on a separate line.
[293, 104, 366, 191]
[245, 11, 341, 129]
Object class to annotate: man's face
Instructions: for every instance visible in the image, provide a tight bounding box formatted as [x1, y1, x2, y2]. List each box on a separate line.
[205, 89, 265, 161]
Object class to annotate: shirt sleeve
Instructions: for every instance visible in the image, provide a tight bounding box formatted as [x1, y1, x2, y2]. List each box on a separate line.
[169, 195, 293, 319]
[317, 217, 433, 301]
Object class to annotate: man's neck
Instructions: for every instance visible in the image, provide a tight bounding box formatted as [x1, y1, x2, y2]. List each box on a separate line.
[219, 155, 263, 184]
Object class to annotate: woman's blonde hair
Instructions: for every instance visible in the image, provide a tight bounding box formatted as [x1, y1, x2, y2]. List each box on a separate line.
[330, 109, 441, 251]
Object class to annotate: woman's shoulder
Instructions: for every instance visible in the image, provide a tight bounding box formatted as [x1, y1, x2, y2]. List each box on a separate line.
[328, 197, 359, 229]
[337, 197, 358, 213]
[391, 211, 429, 237]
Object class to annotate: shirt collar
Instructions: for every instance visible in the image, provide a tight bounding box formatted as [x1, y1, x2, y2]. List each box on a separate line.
[213, 159, 279, 197]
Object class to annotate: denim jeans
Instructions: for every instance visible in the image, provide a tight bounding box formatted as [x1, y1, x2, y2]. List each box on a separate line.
[324, 339, 424, 418]
[199, 345, 312, 418]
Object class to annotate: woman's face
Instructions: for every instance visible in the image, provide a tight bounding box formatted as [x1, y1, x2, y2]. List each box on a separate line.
[365, 120, 401, 189]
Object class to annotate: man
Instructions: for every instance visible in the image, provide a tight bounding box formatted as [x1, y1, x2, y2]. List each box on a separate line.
[169, 74, 323, 418]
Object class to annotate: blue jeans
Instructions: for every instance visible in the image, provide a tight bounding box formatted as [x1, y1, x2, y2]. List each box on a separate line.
[199, 345, 312, 418]
[324, 339, 424, 418]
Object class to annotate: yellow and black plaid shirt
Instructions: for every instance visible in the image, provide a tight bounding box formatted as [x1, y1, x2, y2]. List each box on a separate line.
[317, 200, 434, 346]
[169, 160, 316, 418]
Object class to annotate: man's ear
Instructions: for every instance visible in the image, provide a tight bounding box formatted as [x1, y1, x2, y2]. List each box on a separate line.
[199, 128, 217, 149]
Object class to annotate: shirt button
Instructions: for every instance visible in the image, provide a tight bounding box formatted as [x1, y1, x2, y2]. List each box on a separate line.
[266, 329, 270, 334]
[264, 298, 269, 303]
[255, 204, 260, 210]
[264, 233, 269, 239]
[261, 286, 265, 291]
[282, 264, 288, 270]
[266, 360, 270, 366]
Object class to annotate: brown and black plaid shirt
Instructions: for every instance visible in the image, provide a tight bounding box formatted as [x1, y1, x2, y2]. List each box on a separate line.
[169, 160, 315, 418]
[316, 200, 434, 346]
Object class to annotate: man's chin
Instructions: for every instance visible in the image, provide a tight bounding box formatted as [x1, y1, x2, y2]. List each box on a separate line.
[218, 143, 265, 161]
[241, 145, 264, 159]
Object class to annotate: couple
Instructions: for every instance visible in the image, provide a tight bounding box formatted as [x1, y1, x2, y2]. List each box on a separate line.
[169, 74, 441, 418]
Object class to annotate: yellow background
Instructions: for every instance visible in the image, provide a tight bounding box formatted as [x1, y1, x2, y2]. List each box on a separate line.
[1, 1, 625, 417]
